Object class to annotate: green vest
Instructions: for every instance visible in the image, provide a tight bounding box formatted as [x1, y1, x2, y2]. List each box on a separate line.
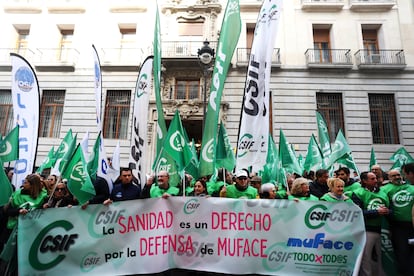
[288, 194, 319, 201]
[150, 185, 180, 198]
[381, 183, 414, 222]
[344, 182, 361, 197]
[353, 186, 389, 227]
[320, 193, 353, 202]
[7, 188, 48, 229]
[226, 185, 258, 199]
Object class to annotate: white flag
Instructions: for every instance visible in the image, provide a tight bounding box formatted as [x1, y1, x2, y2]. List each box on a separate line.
[236, 0, 283, 172]
[128, 56, 153, 188]
[80, 131, 90, 161]
[10, 53, 40, 188]
[108, 141, 120, 182]
[92, 45, 103, 131]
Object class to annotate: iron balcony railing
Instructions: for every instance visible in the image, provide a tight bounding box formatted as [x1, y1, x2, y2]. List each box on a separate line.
[0, 48, 36, 64]
[236, 48, 281, 66]
[34, 48, 80, 64]
[305, 48, 352, 66]
[355, 49, 406, 66]
[100, 48, 145, 65]
[159, 41, 218, 58]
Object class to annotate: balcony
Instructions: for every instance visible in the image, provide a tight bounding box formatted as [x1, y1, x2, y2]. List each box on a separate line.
[236, 48, 281, 68]
[160, 41, 218, 69]
[355, 49, 406, 70]
[46, 0, 86, 14]
[0, 48, 37, 71]
[100, 48, 145, 71]
[33, 48, 80, 72]
[350, 0, 396, 11]
[305, 49, 353, 69]
[301, 0, 345, 11]
[3, 0, 42, 13]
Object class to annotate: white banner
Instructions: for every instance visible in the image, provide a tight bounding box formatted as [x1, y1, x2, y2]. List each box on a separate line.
[236, 0, 283, 172]
[10, 53, 40, 187]
[92, 45, 102, 131]
[92, 45, 113, 191]
[128, 56, 153, 187]
[18, 198, 365, 275]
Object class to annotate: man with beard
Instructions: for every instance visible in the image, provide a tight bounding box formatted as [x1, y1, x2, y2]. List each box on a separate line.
[223, 170, 258, 199]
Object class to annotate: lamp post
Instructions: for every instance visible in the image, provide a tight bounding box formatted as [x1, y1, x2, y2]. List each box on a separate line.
[197, 40, 215, 129]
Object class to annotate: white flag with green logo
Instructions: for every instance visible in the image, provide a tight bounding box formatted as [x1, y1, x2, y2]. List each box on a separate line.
[236, 0, 283, 172]
[199, 0, 241, 177]
[128, 56, 153, 188]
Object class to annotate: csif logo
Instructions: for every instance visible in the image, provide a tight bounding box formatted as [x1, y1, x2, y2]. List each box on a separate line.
[169, 131, 185, 152]
[392, 190, 414, 208]
[0, 141, 12, 156]
[15, 66, 34, 92]
[136, 73, 148, 98]
[304, 204, 360, 229]
[72, 160, 86, 181]
[184, 198, 200, 214]
[29, 220, 79, 270]
[237, 133, 254, 158]
[201, 139, 214, 163]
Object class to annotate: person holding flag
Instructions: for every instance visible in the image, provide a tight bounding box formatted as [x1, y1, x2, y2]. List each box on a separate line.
[141, 171, 180, 199]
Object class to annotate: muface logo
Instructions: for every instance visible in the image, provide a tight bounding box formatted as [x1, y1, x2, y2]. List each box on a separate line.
[15, 66, 34, 92]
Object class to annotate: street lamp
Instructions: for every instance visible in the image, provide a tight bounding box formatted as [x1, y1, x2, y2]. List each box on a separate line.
[197, 40, 215, 128]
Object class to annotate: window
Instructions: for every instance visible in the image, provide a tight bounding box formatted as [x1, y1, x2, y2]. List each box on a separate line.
[362, 28, 379, 54]
[246, 24, 255, 49]
[39, 90, 65, 138]
[316, 93, 344, 142]
[119, 26, 136, 48]
[0, 90, 14, 136]
[15, 26, 30, 55]
[178, 22, 203, 36]
[369, 94, 399, 144]
[58, 27, 74, 61]
[103, 90, 130, 139]
[175, 80, 200, 100]
[313, 27, 331, 63]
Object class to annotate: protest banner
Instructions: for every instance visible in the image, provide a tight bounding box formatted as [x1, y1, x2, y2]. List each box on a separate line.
[18, 198, 365, 275]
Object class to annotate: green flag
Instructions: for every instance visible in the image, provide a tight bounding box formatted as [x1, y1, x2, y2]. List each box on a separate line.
[260, 134, 279, 184]
[199, 0, 241, 177]
[152, 1, 168, 167]
[153, 148, 180, 187]
[326, 129, 351, 169]
[337, 154, 360, 175]
[163, 110, 193, 172]
[185, 139, 200, 180]
[369, 147, 377, 170]
[389, 147, 414, 170]
[61, 145, 96, 205]
[87, 132, 101, 181]
[316, 111, 331, 168]
[51, 129, 74, 169]
[0, 125, 19, 162]
[279, 129, 302, 175]
[36, 146, 55, 174]
[216, 122, 235, 172]
[303, 134, 323, 173]
[59, 134, 77, 173]
[0, 158, 13, 205]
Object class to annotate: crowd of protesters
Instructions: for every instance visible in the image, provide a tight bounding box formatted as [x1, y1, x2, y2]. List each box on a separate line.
[1, 162, 414, 276]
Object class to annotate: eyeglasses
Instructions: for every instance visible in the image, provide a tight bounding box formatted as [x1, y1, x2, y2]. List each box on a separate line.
[55, 188, 66, 192]
[238, 177, 247, 180]
[389, 174, 401, 177]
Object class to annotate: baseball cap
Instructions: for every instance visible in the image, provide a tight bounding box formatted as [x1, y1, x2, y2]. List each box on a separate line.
[235, 170, 248, 178]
